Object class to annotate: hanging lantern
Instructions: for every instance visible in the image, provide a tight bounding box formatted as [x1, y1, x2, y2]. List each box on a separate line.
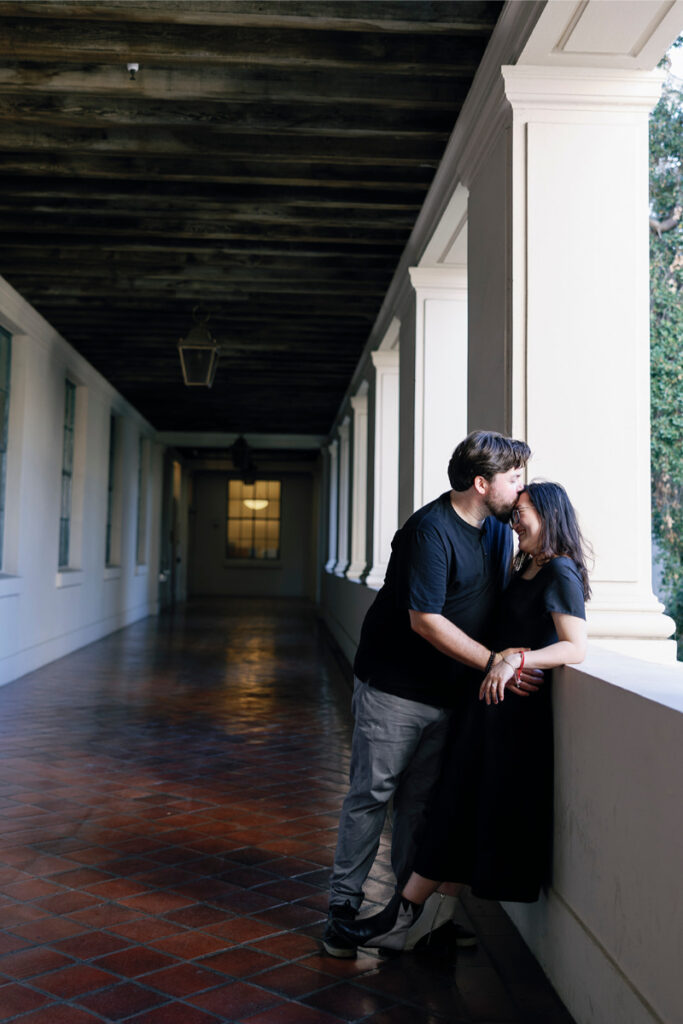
[178, 309, 219, 387]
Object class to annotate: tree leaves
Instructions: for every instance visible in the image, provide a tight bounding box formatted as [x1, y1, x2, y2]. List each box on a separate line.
[650, 58, 683, 655]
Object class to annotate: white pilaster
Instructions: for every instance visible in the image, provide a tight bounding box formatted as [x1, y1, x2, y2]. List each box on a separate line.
[366, 350, 399, 590]
[324, 438, 338, 574]
[334, 416, 351, 577]
[408, 266, 468, 511]
[346, 384, 369, 582]
[466, 64, 675, 658]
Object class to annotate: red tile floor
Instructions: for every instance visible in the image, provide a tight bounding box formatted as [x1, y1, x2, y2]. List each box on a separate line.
[0, 599, 575, 1023]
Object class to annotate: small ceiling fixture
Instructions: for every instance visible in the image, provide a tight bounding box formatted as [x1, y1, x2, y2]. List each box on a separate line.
[178, 308, 219, 387]
[230, 435, 258, 483]
[126, 62, 139, 81]
[243, 499, 269, 511]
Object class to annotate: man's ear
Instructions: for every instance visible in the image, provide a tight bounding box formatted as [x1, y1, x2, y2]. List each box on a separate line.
[473, 475, 488, 497]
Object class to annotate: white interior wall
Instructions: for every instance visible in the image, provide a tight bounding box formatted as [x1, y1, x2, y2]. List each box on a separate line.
[0, 277, 162, 688]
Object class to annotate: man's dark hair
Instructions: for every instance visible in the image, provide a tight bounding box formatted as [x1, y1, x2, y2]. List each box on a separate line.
[448, 430, 531, 491]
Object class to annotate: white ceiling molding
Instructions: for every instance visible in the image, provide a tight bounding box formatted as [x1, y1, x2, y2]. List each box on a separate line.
[502, 63, 666, 115]
[418, 184, 469, 267]
[519, 0, 683, 70]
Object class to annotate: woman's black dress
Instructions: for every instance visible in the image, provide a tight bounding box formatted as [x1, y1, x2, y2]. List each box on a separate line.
[412, 556, 586, 903]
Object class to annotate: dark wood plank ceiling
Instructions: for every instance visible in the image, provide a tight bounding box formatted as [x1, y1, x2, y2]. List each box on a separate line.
[0, 0, 502, 436]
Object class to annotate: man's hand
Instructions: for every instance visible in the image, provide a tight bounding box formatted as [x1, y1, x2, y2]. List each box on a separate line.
[478, 649, 545, 704]
[518, 665, 544, 694]
[498, 647, 545, 695]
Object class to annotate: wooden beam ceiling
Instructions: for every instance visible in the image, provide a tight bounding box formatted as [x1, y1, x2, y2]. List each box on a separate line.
[0, 0, 502, 436]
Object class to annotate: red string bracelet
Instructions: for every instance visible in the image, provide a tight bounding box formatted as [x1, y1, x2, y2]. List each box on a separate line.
[517, 651, 525, 682]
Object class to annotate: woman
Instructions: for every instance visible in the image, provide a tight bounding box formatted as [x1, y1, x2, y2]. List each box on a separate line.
[334, 481, 590, 952]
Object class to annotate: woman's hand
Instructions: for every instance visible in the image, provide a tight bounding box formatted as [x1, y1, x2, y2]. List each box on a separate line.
[479, 650, 527, 705]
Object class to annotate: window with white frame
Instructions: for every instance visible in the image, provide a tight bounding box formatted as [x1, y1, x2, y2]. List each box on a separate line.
[0, 328, 11, 570]
[226, 479, 280, 560]
[136, 436, 149, 565]
[105, 413, 123, 567]
[58, 379, 76, 569]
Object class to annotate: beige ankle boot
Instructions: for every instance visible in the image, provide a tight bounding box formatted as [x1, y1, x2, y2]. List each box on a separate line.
[403, 892, 457, 950]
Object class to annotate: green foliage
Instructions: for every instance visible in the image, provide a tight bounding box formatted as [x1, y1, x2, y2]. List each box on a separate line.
[650, 54, 683, 656]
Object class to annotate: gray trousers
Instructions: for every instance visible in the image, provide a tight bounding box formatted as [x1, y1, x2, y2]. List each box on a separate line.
[329, 678, 451, 910]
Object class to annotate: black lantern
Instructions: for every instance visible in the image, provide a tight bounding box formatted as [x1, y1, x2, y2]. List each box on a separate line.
[178, 310, 219, 387]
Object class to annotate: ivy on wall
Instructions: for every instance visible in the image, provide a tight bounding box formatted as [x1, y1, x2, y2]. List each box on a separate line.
[650, 42, 683, 657]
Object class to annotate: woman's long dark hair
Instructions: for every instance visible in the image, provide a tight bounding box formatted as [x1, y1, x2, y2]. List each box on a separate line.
[513, 481, 592, 600]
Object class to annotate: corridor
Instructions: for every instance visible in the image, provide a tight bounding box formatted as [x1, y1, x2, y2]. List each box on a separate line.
[0, 600, 574, 1024]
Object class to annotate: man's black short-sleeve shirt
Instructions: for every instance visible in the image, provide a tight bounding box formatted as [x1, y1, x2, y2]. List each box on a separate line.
[353, 492, 512, 708]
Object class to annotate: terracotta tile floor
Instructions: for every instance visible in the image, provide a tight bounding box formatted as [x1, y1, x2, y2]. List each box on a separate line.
[0, 598, 575, 1023]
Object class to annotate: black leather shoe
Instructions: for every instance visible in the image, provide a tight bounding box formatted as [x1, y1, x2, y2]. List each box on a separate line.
[322, 900, 357, 958]
[334, 891, 423, 952]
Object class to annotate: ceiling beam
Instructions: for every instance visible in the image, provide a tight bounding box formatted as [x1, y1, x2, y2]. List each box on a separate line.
[0, 2, 501, 35]
[0, 15, 494, 74]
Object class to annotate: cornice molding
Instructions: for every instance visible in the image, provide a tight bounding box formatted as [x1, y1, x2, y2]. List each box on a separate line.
[350, 390, 368, 413]
[409, 266, 468, 293]
[502, 64, 666, 114]
[371, 350, 399, 370]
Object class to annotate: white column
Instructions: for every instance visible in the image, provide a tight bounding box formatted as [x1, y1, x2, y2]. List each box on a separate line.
[366, 350, 399, 589]
[324, 438, 338, 573]
[346, 383, 369, 581]
[334, 416, 351, 576]
[466, 65, 675, 660]
[408, 266, 468, 511]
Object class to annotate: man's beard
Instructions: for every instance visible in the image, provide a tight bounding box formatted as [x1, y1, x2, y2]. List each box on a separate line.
[483, 494, 516, 524]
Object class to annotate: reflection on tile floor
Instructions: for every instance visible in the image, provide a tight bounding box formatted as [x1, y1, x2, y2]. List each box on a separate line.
[0, 599, 575, 1023]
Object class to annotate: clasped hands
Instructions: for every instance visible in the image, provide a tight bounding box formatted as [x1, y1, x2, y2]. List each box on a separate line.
[479, 648, 544, 705]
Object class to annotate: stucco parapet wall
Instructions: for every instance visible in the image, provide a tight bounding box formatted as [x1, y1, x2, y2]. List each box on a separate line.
[502, 64, 666, 115]
[576, 645, 683, 713]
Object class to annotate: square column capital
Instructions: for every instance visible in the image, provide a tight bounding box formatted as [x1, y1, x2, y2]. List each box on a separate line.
[350, 380, 368, 414]
[371, 349, 398, 372]
[502, 64, 665, 118]
[408, 266, 467, 295]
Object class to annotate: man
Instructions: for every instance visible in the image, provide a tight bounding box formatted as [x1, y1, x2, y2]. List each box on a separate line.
[324, 430, 541, 957]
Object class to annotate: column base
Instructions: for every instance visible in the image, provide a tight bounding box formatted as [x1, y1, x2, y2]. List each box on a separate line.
[345, 561, 366, 582]
[364, 563, 388, 591]
[587, 600, 677, 664]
